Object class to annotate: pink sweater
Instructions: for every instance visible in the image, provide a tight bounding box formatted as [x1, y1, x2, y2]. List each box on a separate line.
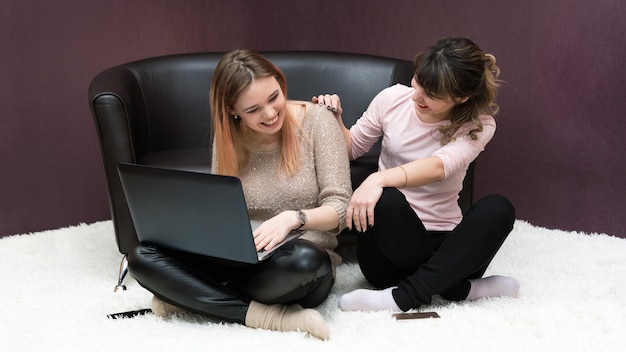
[350, 84, 496, 231]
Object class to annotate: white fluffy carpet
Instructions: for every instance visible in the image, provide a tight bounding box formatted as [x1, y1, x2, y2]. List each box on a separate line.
[2, 220, 625, 352]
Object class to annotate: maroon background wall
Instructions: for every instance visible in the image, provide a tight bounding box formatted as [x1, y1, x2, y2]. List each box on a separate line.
[2, 0, 625, 238]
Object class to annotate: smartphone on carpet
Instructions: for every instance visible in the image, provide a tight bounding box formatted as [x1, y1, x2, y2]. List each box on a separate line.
[393, 311, 440, 320]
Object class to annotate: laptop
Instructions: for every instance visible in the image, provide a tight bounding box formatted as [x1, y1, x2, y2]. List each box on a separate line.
[117, 162, 302, 264]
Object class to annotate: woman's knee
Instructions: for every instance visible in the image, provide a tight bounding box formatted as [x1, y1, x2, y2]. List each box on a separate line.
[127, 243, 196, 285]
[238, 240, 332, 304]
[376, 187, 409, 214]
[488, 194, 515, 217]
[126, 244, 169, 297]
[127, 243, 154, 274]
[475, 194, 516, 229]
[275, 240, 332, 279]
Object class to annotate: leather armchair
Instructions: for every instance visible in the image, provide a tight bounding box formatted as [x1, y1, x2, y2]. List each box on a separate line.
[88, 51, 473, 291]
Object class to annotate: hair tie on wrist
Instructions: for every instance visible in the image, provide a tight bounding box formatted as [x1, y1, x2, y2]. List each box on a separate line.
[398, 165, 408, 188]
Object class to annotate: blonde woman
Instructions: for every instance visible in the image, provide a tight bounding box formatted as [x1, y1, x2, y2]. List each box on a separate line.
[128, 49, 351, 340]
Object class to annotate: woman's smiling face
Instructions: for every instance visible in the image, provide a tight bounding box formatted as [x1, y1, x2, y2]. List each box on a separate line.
[410, 77, 458, 123]
[231, 75, 287, 143]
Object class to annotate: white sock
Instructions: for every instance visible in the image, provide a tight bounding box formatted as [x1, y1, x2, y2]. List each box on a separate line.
[338, 287, 402, 312]
[466, 275, 520, 301]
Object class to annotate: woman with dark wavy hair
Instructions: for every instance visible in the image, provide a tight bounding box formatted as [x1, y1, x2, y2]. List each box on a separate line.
[314, 37, 519, 312]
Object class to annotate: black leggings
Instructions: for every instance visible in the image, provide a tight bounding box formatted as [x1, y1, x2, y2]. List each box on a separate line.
[356, 188, 515, 311]
[127, 239, 333, 324]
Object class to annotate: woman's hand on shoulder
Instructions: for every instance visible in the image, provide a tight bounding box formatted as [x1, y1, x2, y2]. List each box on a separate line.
[312, 94, 343, 121]
[312, 93, 353, 159]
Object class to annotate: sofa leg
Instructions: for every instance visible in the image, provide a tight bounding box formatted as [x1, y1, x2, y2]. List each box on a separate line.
[114, 255, 129, 292]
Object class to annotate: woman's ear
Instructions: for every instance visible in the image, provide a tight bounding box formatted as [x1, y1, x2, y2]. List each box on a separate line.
[456, 96, 470, 104]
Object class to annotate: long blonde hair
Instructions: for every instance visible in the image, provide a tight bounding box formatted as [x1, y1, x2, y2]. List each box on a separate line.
[413, 37, 501, 145]
[210, 49, 301, 176]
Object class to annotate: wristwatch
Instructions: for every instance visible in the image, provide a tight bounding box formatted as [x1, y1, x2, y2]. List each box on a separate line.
[295, 209, 307, 230]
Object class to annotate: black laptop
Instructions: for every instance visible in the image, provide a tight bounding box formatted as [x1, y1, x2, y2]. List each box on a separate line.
[117, 163, 302, 264]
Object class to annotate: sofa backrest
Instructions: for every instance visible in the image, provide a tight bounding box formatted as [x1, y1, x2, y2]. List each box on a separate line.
[90, 51, 413, 158]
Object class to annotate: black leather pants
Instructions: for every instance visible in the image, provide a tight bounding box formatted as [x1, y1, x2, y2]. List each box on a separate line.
[128, 239, 333, 324]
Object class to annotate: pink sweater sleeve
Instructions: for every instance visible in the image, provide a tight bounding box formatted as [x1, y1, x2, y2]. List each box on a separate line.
[434, 115, 496, 179]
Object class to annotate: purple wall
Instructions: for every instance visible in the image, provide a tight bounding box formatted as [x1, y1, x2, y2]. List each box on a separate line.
[2, 0, 625, 238]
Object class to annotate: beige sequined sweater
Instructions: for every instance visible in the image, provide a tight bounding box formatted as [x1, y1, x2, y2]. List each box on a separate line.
[212, 101, 352, 266]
